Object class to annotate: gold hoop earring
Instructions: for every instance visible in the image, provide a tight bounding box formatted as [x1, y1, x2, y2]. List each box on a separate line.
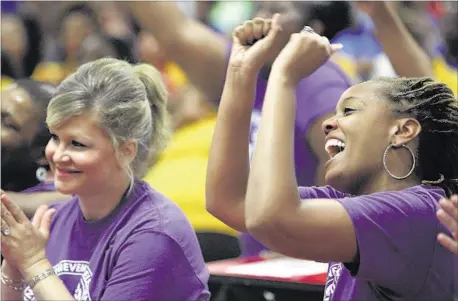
[383, 144, 416, 180]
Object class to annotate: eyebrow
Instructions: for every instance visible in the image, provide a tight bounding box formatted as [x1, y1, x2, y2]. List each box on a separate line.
[50, 129, 94, 142]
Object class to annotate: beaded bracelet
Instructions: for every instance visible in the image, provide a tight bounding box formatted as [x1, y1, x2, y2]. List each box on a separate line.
[0, 270, 27, 291]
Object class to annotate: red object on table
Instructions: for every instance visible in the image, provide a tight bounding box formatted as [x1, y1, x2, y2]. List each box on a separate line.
[207, 256, 327, 285]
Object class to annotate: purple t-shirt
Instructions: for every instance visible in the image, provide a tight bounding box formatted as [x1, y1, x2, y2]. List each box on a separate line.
[23, 180, 210, 301]
[241, 59, 353, 257]
[297, 185, 455, 301]
[21, 181, 56, 193]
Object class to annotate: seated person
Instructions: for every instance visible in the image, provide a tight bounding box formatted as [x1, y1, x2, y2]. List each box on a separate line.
[207, 16, 456, 301]
[1, 79, 69, 216]
[0, 58, 210, 300]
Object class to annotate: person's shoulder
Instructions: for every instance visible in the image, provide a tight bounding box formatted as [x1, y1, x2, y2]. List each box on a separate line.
[299, 185, 348, 200]
[125, 180, 195, 235]
[357, 184, 445, 211]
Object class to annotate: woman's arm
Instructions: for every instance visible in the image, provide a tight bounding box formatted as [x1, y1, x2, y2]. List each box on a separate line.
[1, 194, 74, 301]
[6, 191, 69, 217]
[359, 2, 434, 77]
[205, 68, 257, 232]
[124, 2, 227, 102]
[244, 31, 357, 262]
[206, 15, 284, 232]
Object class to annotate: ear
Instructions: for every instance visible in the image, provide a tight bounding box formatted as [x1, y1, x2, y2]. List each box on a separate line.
[118, 139, 138, 166]
[390, 118, 422, 146]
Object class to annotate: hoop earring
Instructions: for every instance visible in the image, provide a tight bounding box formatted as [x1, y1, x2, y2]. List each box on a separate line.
[36, 167, 48, 182]
[383, 144, 416, 180]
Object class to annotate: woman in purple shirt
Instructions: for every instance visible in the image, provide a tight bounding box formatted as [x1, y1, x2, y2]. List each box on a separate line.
[207, 15, 457, 301]
[1, 58, 210, 300]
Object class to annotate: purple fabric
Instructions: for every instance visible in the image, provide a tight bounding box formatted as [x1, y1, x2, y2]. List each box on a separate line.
[21, 182, 56, 193]
[297, 185, 455, 301]
[23, 180, 210, 301]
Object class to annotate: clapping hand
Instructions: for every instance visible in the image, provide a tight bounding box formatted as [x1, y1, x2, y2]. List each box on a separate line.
[437, 195, 458, 255]
[1, 190, 55, 274]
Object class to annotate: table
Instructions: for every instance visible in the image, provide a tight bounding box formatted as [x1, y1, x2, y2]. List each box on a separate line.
[207, 256, 328, 301]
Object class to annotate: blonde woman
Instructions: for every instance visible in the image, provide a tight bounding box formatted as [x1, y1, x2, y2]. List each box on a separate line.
[1, 58, 210, 301]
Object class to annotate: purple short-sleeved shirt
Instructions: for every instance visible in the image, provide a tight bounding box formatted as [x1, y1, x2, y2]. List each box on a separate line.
[23, 180, 210, 301]
[298, 185, 456, 301]
[240, 57, 352, 257]
[21, 181, 56, 193]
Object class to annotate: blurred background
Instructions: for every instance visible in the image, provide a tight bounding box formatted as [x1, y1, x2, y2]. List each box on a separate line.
[1, 2, 457, 300]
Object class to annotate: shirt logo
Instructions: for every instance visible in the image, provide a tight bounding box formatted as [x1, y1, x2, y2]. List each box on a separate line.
[323, 262, 343, 301]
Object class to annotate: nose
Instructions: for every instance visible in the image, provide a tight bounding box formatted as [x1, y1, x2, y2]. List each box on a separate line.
[52, 143, 71, 164]
[322, 116, 338, 135]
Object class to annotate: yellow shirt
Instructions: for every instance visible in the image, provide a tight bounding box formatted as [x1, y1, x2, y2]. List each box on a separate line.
[432, 56, 457, 96]
[1, 76, 13, 89]
[32, 61, 77, 85]
[143, 114, 238, 236]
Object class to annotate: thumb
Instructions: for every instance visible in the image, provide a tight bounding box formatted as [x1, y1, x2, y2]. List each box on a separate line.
[40, 208, 56, 236]
[265, 13, 282, 42]
[330, 43, 344, 55]
[32, 205, 49, 228]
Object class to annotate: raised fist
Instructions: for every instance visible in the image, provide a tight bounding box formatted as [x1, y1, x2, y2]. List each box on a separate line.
[229, 14, 283, 73]
[272, 27, 343, 85]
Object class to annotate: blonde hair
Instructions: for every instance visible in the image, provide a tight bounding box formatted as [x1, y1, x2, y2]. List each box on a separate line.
[46, 58, 170, 187]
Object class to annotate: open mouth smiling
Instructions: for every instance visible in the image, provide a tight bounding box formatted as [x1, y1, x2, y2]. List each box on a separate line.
[325, 138, 346, 159]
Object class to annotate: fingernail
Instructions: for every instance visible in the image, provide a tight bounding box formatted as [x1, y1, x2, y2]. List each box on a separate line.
[333, 43, 344, 49]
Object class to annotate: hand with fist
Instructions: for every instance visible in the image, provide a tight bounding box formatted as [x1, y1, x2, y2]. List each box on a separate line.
[229, 14, 284, 74]
[271, 27, 343, 86]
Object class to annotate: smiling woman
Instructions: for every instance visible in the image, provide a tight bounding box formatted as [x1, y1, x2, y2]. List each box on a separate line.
[1, 58, 210, 301]
[206, 15, 458, 301]
[1, 79, 56, 192]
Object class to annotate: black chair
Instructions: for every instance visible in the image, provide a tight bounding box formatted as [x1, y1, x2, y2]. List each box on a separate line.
[195, 231, 241, 263]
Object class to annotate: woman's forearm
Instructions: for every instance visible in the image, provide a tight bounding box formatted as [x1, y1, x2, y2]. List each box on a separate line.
[21, 259, 73, 301]
[2, 261, 25, 300]
[371, 4, 434, 78]
[245, 68, 301, 231]
[206, 67, 258, 232]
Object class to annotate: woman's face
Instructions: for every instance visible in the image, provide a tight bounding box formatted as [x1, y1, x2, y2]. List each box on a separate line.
[1, 85, 40, 148]
[45, 114, 124, 196]
[322, 81, 410, 194]
[1, 15, 27, 59]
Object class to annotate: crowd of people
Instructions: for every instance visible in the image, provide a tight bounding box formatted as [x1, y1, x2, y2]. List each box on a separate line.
[1, 1, 457, 301]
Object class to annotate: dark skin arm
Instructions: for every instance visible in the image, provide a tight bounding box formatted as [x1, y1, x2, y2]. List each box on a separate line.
[124, 2, 227, 102]
[358, 2, 434, 78]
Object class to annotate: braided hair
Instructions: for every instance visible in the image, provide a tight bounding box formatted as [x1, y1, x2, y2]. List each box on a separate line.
[374, 77, 458, 197]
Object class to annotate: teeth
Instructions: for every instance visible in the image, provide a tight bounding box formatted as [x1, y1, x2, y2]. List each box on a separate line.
[325, 138, 346, 158]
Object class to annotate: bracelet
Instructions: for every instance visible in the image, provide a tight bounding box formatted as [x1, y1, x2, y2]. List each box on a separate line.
[28, 267, 56, 289]
[0, 270, 27, 291]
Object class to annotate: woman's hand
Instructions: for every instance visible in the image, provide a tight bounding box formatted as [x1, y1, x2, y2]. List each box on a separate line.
[229, 14, 283, 74]
[1, 191, 55, 274]
[272, 28, 343, 86]
[437, 195, 458, 254]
